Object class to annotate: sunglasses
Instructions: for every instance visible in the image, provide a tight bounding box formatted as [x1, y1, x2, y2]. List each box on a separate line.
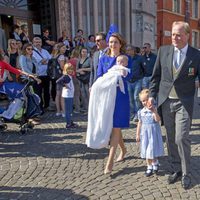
[143, 47, 147, 49]
[26, 48, 33, 50]
[95, 39, 103, 43]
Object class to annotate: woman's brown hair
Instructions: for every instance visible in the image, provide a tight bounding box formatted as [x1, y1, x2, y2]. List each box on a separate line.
[21, 43, 33, 55]
[107, 33, 127, 55]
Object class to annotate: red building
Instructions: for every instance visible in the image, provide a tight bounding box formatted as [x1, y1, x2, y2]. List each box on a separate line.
[157, 0, 200, 49]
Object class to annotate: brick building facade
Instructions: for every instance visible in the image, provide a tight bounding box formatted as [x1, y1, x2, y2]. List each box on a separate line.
[157, 0, 200, 49]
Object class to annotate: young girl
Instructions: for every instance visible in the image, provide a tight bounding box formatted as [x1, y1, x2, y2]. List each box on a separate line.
[136, 89, 164, 177]
[56, 63, 78, 128]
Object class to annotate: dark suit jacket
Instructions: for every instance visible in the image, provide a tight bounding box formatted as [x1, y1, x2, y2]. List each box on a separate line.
[149, 45, 200, 118]
[89, 50, 100, 87]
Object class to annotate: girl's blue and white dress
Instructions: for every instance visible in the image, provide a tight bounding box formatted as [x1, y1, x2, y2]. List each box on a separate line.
[138, 107, 164, 159]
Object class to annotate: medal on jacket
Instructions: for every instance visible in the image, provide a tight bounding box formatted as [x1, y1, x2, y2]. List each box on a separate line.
[188, 67, 195, 76]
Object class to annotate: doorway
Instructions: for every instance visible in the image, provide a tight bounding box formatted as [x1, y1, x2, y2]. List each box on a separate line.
[0, 15, 14, 40]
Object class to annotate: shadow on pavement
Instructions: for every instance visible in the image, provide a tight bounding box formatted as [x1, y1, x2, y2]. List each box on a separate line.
[0, 186, 88, 200]
[0, 129, 108, 160]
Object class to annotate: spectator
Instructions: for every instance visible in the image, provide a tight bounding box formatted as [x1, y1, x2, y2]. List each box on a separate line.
[68, 47, 81, 113]
[10, 24, 21, 41]
[58, 30, 73, 58]
[18, 43, 41, 118]
[73, 29, 85, 48]
[32, 36, 52, 111]
[56, 63, 78, 128]
[4, 39, 20, 81]
[141, 43, 157, 88]
[42, 28, 56, 53]
[76, 47, 91, 112]
[126, 44, 144, 122]
[84, 34, 96, 55]
[54, 43, 68, 117]
[20, 24, 30, 45]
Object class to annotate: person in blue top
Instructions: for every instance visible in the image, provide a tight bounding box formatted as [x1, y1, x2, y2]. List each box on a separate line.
[97, 33, 132, 174]
[141, 43, 157, 89]
[126, 44, 144, 122]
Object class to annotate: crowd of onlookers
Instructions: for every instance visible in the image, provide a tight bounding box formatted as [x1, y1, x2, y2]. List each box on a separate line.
[0, 23, 158, 125]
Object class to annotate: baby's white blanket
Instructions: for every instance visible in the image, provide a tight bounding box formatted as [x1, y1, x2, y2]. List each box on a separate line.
[86, 65, 129, 149]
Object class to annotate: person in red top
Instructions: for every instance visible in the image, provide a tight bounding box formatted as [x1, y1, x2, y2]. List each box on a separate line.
[0, 48, 40, 89]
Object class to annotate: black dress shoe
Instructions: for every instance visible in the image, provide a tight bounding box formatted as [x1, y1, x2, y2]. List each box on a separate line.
[168, 171, 182, 184]
[181, 174, 191, 190]
[145, 169, 153, 177]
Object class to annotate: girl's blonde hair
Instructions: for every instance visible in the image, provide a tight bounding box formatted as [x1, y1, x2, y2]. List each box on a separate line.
[70, 47, 80, 59]
[139, 89, 149, 100]
[63, 63, 74, 75]
[7, 39, 17, 53]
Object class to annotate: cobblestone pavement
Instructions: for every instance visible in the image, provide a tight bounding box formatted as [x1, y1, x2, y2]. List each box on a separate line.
[0, 98, 200, 200]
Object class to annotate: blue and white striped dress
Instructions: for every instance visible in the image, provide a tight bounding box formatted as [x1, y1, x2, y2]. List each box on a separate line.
[138, 107, 164, 159]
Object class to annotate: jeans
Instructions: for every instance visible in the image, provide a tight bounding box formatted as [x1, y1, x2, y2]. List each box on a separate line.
[128, 79, 142, 117]
[142, 76, 151, 89]
[64, 97, 73, 124]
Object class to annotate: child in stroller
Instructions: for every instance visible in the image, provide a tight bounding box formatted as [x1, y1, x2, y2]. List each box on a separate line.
[0, 49, 41, 133]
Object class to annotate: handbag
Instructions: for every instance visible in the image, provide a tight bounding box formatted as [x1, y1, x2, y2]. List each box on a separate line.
[77, 72, 90, 84]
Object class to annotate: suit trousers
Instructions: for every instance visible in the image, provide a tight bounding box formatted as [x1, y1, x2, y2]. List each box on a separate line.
[161, 98, 191, 175]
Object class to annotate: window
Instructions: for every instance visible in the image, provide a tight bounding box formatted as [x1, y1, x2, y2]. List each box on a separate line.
[192, 31, 199, 48]
[192, 0, 199, 18]
[173, 0, 180, 13]
[0, 0, 28, 10]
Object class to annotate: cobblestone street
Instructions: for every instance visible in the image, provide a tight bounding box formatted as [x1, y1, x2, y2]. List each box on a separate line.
[0, 98, 200, 200]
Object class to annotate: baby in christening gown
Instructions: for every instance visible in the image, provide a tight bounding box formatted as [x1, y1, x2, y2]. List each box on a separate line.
[86, 55, 130, 149]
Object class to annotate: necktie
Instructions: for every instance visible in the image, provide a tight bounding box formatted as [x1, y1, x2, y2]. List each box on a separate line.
[175, 50, 182, 70]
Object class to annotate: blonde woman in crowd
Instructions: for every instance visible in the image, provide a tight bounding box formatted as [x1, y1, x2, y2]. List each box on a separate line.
[4, 39, 20, 81]
[68, 47, 81, 113]
[53, 43, 68, 117]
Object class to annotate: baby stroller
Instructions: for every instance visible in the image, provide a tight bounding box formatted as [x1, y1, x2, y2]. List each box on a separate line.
[0, 77, 42, 134]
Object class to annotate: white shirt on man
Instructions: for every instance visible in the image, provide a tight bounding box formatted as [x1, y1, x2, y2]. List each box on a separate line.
[32, 48, 52, 76]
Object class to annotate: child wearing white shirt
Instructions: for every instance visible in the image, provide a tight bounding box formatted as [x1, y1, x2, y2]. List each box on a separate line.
[56, 63, 78, 128]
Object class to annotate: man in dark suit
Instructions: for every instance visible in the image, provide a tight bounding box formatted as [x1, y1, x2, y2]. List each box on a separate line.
[89, 32, 108, 88]
[149, 21, 200, 189]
